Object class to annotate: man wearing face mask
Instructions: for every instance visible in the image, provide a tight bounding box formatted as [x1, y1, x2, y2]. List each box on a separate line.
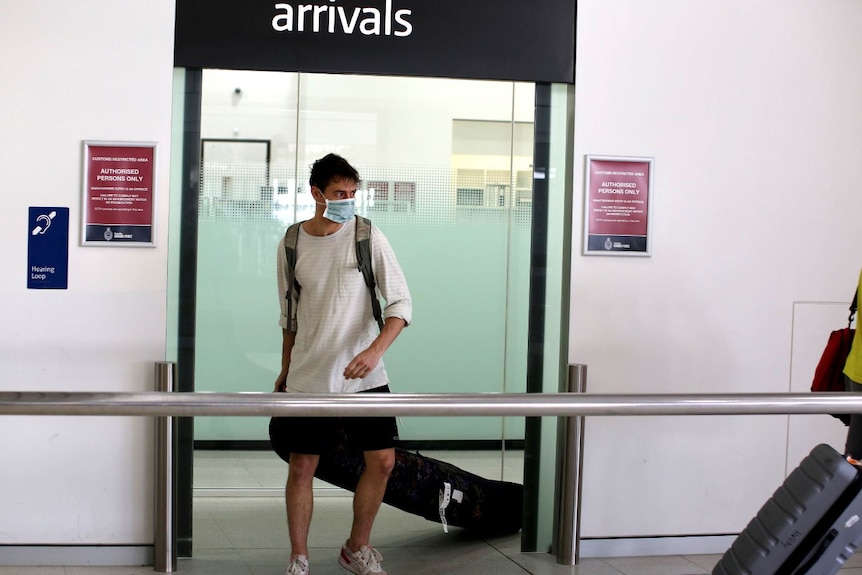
[274, 153, 412, 575]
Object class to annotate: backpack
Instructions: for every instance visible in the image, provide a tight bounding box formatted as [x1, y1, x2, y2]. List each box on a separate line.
[283, 215, 383, 332]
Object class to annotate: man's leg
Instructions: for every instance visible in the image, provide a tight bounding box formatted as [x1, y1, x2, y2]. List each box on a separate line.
[347, 447, 395, 551]
[286, 453, 320, 558]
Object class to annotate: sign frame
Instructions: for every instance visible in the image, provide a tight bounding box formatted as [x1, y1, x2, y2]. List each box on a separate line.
[81, 140, 158, 247]
[583, 155, 655, 257]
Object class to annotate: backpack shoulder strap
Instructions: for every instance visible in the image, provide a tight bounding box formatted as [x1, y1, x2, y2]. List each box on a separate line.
[283, 221, 303, 332]
[355, 216, 384, 331]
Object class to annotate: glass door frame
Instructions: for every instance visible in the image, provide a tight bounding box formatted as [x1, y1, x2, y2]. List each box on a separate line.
[169, 69, 574, 556]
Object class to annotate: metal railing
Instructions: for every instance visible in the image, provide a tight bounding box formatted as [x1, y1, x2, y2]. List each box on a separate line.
[3, 363, 861, 571]
[154, 362, 177, 573]
[553, 364, 586, 565]
[2, 391, 860, 417]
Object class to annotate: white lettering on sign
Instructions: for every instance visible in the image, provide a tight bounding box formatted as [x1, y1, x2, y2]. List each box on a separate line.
[96, 168, 144, 182]
[273, 0, 413, 37]
[30, 265, 56, 281]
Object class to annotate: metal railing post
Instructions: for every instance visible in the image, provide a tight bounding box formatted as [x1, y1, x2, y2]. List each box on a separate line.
[553, 364, 586, 565]
[154, 362, 177, 573]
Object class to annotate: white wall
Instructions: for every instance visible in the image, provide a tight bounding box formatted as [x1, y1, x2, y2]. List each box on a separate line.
[572, 0, 862, 547]
[4, 0, 862, 558]
[0, 0, 175, 548]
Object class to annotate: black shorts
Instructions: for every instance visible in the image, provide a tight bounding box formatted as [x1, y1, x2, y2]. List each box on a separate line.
[276, 385, 399, 455]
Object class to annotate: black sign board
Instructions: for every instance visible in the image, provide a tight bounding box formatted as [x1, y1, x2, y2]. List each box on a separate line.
[174, 0, 575, 84]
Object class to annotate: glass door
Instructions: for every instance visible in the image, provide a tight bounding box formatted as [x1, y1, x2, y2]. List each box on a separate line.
[189, 70, 535, 494]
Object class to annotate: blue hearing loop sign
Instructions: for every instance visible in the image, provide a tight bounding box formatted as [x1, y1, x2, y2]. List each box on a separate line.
[28, 207, 69, 289]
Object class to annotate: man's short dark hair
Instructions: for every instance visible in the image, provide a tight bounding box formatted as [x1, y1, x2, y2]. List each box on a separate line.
[308, 153, 361, 190]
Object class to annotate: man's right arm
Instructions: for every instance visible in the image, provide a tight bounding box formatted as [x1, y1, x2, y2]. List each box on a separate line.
[274, 235, 295, 392]
[274, 329, 296, 392]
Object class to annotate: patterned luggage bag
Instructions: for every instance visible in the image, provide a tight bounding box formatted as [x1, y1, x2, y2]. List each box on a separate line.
[713, 444, 862, 575]
[269, 417, 523, 535]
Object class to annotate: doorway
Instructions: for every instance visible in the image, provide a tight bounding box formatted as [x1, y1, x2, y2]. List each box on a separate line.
[169, 69, 543, 554]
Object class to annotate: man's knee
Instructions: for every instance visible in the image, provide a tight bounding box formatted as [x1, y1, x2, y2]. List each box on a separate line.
[288, 453, 319, 483]
[364, 448, 395, 478]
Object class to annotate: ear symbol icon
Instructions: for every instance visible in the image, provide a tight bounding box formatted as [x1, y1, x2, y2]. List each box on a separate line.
[32, 211, 57, 235]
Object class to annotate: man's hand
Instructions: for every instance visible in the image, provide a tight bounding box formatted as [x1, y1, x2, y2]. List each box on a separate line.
[343, 317, 407, 379]
[343, 348, 383, 380]
[274, 372, 287, 392]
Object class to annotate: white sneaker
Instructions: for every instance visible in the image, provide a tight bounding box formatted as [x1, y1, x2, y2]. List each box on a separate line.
[338, 541, 387, 575]
[286, 554, 309, 575]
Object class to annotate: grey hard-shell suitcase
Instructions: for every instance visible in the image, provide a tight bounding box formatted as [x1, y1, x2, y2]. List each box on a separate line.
[713, 443, 862, 575]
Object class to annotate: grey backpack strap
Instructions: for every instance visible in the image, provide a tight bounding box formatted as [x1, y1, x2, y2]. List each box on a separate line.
[283, 221, 303, 332]
[355, 216, 384, 331]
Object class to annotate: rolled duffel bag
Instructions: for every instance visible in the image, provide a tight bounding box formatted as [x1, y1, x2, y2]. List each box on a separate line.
[269, 417, 523, 535]
[713, 443, 862, 575]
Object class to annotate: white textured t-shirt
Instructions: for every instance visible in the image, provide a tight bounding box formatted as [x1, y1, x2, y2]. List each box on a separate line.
[276, 218, 412, 393]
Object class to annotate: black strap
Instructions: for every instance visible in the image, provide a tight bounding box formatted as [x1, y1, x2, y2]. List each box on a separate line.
[851, 289, 858, 326]
[355, 216, 384, 331]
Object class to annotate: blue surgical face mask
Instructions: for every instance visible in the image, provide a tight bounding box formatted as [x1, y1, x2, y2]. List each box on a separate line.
[323, 198, 355, 224]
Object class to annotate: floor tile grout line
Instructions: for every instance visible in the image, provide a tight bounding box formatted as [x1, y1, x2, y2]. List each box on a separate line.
[207, 506, 238, 551]
[483, 536, 536, 574]
[681, 553, 713, 574]
[603, 559, 627, 575]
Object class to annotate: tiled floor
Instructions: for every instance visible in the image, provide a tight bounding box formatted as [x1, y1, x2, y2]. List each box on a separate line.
[4, 450, 862, 574]
[189, 495, 723, 575]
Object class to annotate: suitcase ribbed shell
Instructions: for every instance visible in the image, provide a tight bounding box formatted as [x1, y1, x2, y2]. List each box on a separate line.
[713, 444, 859, 575]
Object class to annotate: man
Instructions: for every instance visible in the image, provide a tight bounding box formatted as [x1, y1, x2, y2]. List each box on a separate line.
[274, 153, 412, 575]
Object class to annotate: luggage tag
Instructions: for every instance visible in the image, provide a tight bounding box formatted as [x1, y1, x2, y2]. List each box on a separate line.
[438, 482, 464, 533]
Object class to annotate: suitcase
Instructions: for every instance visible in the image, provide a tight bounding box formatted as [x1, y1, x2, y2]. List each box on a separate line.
[713, 443, 862, 575]
[269, 417, 523, 535]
